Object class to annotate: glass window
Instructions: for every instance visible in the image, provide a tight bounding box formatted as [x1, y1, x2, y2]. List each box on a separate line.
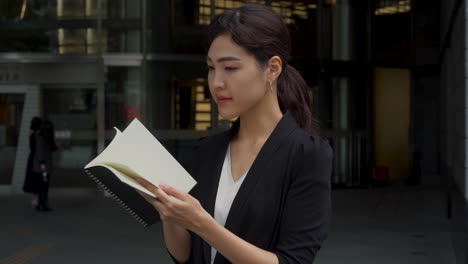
[105, 66, 143, 133]
[106, 0, 141, 19]
[372, 0, 411, 65]
[170, 0, 243, 26]
[197, 0, 254, 25]
[148, 60, 205, 129]
[173, 78, 212, 130]
[105, 0, 142, 52]
[1, 0, 58, 52]
[106, 28, 141, 53]
[42, 87, 97, 188]
[0, 0, 141, 53]
[374, 0, 411, 16]
[316, 0, 373, 61]
[271, 0, 318, 25]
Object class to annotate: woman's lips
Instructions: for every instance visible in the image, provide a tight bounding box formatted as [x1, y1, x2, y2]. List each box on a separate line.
[217, 97, 232, 104]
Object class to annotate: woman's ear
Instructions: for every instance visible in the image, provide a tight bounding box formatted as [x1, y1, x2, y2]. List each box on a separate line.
[267, 56, 283, 82]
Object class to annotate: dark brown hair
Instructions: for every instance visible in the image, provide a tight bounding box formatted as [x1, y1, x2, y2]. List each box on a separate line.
[207, 4, 319, 136]
[30, 116, 42, 131]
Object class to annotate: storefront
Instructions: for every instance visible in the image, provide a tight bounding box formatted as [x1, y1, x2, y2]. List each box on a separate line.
[2, 0, 436, 194]
[0, 58, 100, 193]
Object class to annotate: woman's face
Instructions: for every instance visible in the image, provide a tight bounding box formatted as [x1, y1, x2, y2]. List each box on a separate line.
[207, 34, 269, 120]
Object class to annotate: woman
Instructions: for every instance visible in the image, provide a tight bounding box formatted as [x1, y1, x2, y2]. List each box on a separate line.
[137, 4, 332, 264]
[33, 120, 57, 211]
[23, 116, 43, 207]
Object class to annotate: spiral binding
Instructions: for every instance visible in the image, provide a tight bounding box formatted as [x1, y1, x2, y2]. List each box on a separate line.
[85, 169, 148, 227]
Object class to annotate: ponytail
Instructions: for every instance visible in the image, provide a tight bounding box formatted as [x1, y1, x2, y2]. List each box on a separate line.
[278, 65, 319, 136]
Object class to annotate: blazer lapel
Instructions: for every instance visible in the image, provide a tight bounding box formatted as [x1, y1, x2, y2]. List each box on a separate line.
[213, 112, 298, 264]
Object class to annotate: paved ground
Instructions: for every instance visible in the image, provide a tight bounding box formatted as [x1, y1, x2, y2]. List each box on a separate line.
[0, 184, 465, 264]
[317, 186, 465, 264]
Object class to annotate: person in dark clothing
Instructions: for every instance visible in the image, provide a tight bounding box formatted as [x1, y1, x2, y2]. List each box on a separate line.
[33, 120, 57, 211]
[136, 4, 332, 264]
[22, 116, 43, 207]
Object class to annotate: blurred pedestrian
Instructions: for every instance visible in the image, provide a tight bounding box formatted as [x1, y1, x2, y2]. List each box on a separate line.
[33, 119, 57, 211]
[22, 116, 42, 207]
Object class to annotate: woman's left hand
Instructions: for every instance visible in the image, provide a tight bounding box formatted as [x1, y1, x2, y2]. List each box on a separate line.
[136, 178, 210, 233]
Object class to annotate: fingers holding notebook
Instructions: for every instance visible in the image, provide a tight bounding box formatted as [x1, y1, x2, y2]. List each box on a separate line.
[136, 178, 184, 206]
[135, 178, 158, 193]
[135, 179, 210, 233]
[135, 178, 184, 217]
[159, 186, 210, 232]
[135, 178, 164, 204]
[159, 183, 188, 201]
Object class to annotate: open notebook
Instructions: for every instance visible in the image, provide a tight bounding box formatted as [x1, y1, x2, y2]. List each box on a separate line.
[84, 119, 197, 227]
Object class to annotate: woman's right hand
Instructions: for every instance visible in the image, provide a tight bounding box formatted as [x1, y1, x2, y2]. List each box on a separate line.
[135, 178, 192, 263]
[135, 178, 211, 234]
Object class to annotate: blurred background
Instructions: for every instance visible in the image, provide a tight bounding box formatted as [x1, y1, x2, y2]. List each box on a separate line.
[0, 0, 465, 263]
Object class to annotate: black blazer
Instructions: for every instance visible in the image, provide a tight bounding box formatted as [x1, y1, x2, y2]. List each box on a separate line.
[172, 112, 333, 264]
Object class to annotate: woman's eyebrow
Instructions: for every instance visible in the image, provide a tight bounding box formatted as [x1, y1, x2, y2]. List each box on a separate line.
[206, 56, 241, 63]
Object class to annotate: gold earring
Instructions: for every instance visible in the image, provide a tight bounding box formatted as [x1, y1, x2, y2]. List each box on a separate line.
[269, 81, 273, 92]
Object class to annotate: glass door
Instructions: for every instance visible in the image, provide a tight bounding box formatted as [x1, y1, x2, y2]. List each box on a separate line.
[42, 87, 97, 188]
[0, 94, 25, 185]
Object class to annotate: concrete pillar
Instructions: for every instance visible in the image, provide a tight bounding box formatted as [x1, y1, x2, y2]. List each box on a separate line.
[331, 0, 354, 185]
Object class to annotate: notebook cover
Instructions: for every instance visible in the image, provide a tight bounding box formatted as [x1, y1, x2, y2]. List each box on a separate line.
[85, 166, 160, 227]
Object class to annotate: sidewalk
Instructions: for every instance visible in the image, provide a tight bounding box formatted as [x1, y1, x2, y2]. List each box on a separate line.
[1, 194, 170, 263]
[316, 186, 464, 264]
[0, 185, 464, 264]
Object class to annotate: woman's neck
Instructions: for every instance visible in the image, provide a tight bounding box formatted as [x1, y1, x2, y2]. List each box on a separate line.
[235, 103, 283, 145]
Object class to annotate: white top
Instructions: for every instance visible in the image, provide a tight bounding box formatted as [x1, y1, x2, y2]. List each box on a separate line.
[210, 144, 249, 264]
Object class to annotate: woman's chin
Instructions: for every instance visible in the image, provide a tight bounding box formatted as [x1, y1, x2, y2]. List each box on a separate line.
[217, 109, 238, 120]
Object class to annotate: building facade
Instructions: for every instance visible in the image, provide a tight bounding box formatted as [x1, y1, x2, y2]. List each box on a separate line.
[0, 0, 465, 202]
